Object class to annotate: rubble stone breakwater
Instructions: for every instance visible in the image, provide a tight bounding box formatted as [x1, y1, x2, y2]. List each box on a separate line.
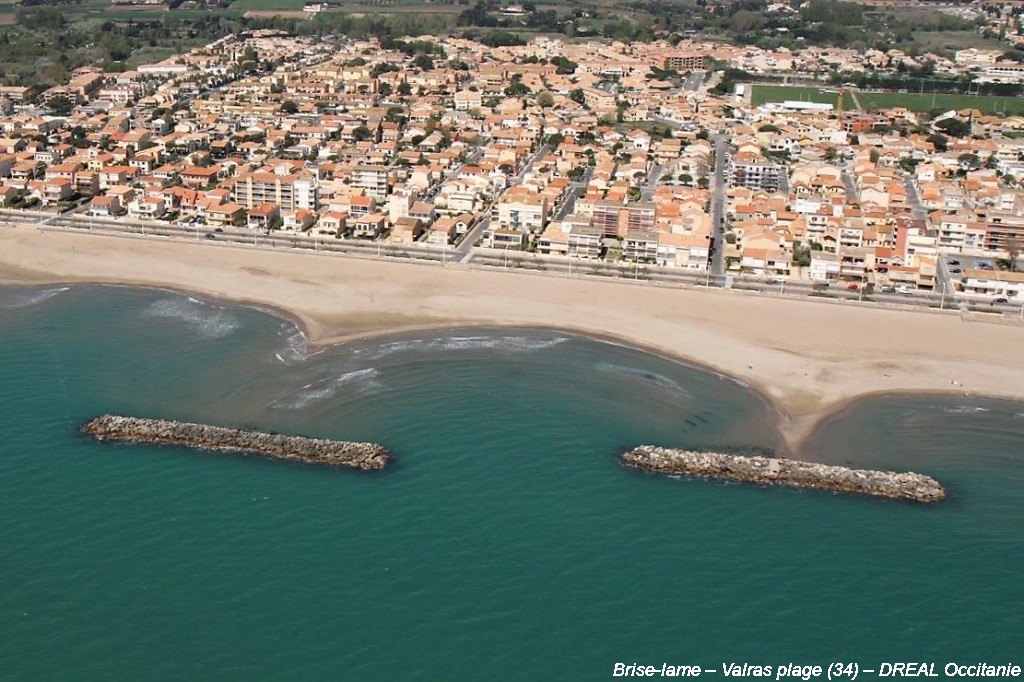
[82, 415, 391, 471]
[621, 446, 946, 503]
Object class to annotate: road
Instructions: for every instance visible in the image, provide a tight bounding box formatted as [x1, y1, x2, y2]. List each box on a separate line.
[709, 134, 729, 279]
[841, 168, 859, 203]
[682, 71, 704, 92]
[902, 174, 928, 222]
[641, 163, 662, 201]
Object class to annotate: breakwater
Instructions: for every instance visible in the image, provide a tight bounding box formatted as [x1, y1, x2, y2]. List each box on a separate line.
[621, 446, 946, 503]
[82, 415, 391, 470]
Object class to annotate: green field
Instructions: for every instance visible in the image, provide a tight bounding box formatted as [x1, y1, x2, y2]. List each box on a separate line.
[230, 0, 307, 9]
[854, 91, 1024, 116]
[749, 85, 842, 108]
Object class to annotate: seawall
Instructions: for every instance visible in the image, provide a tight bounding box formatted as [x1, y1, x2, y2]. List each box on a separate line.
[82, 415, 391, 471]
[621, 446, 945, 503]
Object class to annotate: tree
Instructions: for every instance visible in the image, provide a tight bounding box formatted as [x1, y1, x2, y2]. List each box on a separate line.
[697, 176, 709, 189]
[927, 133, 949, 152]
[505, 81, 530, 97]
[537, 91, 554, 107]
[824, 147, 838, 161]
[48, 96, 74, 117]
[869, 149, 880, 164]
[935, 117, 971, 138]
[413, 54, 434, 71]
[957, 153, 981, 171]
[353, 126, 373, 141]
[397, 82, 412, 96]
[281, 100, 298, 115]
[569, 88, 586, 106]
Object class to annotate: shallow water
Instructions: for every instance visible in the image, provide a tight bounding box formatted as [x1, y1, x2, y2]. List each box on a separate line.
[1, 285, 1021, 680]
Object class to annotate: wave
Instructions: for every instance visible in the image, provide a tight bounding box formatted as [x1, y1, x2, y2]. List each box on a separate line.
[368, 334, 568, 359]
[275, 325, 310, 365]
[0, 287, 69, 309]
[942, 405, 992, 415]
[142, 297, 239, 339]
[594, 363, 693, 400]
[270, 368, 381, 409]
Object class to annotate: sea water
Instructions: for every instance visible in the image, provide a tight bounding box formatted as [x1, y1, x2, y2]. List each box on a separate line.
[1, 285, 1021, 681]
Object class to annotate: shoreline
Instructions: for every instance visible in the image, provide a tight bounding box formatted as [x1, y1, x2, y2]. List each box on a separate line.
[3, 225, 1023, 455]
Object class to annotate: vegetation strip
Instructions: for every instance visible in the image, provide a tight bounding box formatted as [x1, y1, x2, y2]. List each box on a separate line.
[621, 446, 946, 503]
[82, 415, 391, 470]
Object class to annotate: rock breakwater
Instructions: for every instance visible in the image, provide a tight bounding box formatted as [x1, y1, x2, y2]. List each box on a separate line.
[82, 415, 391, 471]
[621, 446, 945, 503]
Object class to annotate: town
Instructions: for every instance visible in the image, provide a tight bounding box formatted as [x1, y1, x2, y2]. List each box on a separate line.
[2, 3, 1024, 312]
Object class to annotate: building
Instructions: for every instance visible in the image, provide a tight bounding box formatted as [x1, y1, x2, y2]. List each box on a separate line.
[232, 171, 319, 212]
[663, 51, 706, 72]
[730, 160, 783, 192]
[350, 165, 390, 202]
[588, 200, 656, 239]
[492, 192, 549, 234]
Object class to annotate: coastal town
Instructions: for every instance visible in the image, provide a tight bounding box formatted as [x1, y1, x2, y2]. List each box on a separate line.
[2, 2, 1024, 312]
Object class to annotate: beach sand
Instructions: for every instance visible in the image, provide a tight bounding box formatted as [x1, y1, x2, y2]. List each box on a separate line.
[2, 225, 1022, 452]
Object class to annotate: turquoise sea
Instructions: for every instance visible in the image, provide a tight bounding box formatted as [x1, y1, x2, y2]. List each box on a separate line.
[1, 285, 1022, 681]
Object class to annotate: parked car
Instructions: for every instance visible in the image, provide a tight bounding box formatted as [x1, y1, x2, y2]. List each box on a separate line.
[949, 268, 961, 274]
[847, 283, 859, 291]
[882, 286, 897, 294]
[947, 259, 960, 266]
[995, 297, 1009, 304]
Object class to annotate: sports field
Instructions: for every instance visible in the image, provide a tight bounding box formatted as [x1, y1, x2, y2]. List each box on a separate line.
[749, 85, 842, 108]
[853, 91, 1024, 116]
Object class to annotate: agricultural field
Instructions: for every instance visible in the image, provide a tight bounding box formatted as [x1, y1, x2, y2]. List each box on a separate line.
[854, 91, 1024, 116]
[749, 84, 842, 108]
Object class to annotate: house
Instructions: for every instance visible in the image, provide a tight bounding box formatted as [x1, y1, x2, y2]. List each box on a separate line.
[88, 195, 123, 217]
[128, 197, 166, 220]
[206, 202, 246, 228]
[316, 210, 347, 236]
[283, 209, 316, 232]
[388, 217, 424, 245]
[425, 216, 459, 246]
[248, 203, 280, 231]
[42, 179, 73, 205]
[351, 212, 387, 238]
[180, 166, 221, 188]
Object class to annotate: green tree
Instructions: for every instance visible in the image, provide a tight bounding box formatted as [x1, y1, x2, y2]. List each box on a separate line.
[281, 100, 299, 115]
[537, 91, 554, 107]
[505, 81, 530, 97]
[48, 96, 74, 117]
[569, 88, 586, 105]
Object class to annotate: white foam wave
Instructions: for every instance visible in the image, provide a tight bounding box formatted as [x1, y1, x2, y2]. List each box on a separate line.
[595, 363, 693, 400]
[143, 297, 239, 339]
[270, 368, 381, 409]
[275, 327, 310, 364]
[369, 335, 567, 358]
[1, 287, 69, 309]
[943, 405, 991, 414]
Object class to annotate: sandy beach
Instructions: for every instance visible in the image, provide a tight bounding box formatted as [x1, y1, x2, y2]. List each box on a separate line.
[2, 225, 1022, 452]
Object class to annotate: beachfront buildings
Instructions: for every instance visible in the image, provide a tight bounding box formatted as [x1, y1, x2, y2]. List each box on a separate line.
[0, 27, 1019, 300]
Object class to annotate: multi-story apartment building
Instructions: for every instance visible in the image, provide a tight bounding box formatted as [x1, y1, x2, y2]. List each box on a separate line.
[232, 170, 319, 212]
[492, 193, 549, 234]
[729, 161, 782, 192]
[350, 165, 391, 202]
[587, 200, 656, 239]
[662, 51, 707, 71]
